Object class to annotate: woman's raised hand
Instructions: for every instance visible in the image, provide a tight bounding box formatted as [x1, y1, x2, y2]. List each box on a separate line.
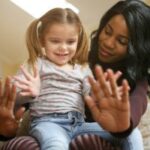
[85, 65, 130, 132]
[0, 77, 25, 137]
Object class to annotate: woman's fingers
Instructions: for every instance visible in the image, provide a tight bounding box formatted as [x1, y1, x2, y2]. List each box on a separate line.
[94, 66, 111, 96]
[121, 79, 130, 103]
[113, 71, 122, 81]
[95, 66, 124, 100]
[85, 95, 101, 121]
[0, 77, 17, 111]
[2, 77, 11, 106]
[6, 84, 16, 110]
[0, 80, 2, 103]
[107, 69, 119, 99]
[88, 76, 102, 102]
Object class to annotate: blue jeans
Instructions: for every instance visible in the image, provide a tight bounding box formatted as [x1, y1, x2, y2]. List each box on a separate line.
[29, 111, 143, 150]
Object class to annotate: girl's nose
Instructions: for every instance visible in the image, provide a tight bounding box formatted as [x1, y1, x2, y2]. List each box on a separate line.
[59, 43, 67, 51]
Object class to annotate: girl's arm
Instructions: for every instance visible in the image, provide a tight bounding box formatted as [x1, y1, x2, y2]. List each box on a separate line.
[13, 64, 41, 106]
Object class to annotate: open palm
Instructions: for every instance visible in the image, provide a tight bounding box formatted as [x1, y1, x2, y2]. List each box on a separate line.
[85, 66, 130, 132]
[0, 78, 24, 137]
[14, 65, 41, 98]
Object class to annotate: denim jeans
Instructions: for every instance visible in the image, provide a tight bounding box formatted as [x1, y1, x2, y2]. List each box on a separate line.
[29, 111, 143, 150]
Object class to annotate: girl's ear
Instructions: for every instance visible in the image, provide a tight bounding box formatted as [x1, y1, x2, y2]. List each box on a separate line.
[39, 38, 46, 56]
[40, 37, 45, 47]
[41, 47, 46, 56]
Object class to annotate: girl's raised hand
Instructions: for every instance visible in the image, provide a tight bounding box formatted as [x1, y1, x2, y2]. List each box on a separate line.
[85, 65, 130, 132]
[14, 65, 41, 98]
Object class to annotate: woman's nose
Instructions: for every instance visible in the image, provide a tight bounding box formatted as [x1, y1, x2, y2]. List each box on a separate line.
[105, 37, 116, 49]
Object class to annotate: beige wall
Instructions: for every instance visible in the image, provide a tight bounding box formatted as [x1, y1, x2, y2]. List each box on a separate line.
[0, 58, 26, 78]
[145, 0, 150, 4]
[1, 0, 150, 79]
[0, 61, 19, 78]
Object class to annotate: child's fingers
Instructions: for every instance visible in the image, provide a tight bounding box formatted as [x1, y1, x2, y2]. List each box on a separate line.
[19, 91, 33, 96]
[13, 76, 30, 86]
[33, 65, 39, 78]
[15, 83, 30, 92]
[20, 66, 32, 80]
[15, 107, 25, 121]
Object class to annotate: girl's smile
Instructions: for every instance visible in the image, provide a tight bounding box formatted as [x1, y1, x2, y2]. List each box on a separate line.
[42, 23, 79, 67]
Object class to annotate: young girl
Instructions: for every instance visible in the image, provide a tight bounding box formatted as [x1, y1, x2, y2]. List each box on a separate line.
[13, 7, 142, 150]
[13, 7, 94, 150]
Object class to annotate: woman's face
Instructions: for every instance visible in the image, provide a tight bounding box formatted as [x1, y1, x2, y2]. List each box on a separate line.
[98, 14, 129, 63]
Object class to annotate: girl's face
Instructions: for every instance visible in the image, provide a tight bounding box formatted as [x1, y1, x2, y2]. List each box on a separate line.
[42, 23, 79, 67]
[98, 14, 129, 63]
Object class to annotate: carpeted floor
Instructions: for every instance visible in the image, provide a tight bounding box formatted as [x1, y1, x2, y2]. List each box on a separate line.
[139, 102, 150, 150]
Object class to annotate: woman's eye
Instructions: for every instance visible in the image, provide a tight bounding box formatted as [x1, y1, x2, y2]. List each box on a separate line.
[118, 38, 128, 45]
[104, 27, 112, 35]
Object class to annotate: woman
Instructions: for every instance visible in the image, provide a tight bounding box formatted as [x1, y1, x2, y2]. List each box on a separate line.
[71, 0, 150, 149]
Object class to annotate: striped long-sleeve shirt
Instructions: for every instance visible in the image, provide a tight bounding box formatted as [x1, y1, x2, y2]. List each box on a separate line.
[15, 58, 92, 117]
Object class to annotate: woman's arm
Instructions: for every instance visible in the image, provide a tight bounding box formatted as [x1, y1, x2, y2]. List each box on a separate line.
[85, 65, 130, 132]
[85, 65, 148, 137]
[0, 77, 25, 140]
[130, 79, 148, 127]
[110, 79, 148, 137]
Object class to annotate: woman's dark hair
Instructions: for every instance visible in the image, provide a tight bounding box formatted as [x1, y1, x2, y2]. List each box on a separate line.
[89, 0, 150, 87]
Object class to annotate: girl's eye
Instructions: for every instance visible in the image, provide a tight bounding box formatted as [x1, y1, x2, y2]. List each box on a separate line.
[50, 39, 60, 43]
[67, 40, 76, 44]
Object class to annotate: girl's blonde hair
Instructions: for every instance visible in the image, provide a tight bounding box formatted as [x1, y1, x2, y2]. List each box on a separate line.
[26, 8, 89, 67]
